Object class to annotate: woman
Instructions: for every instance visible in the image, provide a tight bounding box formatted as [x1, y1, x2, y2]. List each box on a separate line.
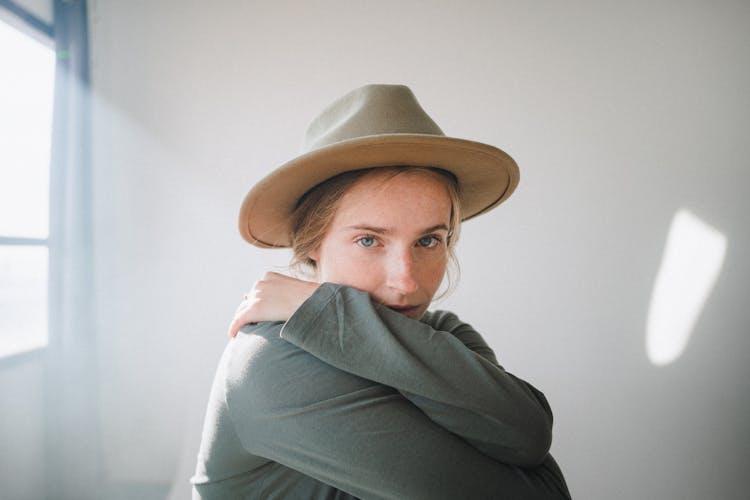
[192, 84, 571, 499]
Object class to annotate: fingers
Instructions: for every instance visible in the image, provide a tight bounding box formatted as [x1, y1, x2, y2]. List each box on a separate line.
[227, 313, 251, 338]
[228, 292, 254, 338]
[228, 272, 306, 338]
[228, 277, 264, 338]
[228, 277, 268, 338]
[227, 317, 241, 338]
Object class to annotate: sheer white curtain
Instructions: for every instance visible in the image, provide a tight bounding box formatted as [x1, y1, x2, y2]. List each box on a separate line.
[44, 1, 103, 498]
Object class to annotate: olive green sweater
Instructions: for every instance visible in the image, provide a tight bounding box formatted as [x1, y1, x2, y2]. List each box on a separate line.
[192, 283, 570, 499]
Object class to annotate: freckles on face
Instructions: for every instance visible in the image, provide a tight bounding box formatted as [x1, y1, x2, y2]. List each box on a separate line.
[310, 170, 453, 318]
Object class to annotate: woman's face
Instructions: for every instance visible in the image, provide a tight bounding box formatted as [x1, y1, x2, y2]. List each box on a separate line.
[309, 170, 452, 319]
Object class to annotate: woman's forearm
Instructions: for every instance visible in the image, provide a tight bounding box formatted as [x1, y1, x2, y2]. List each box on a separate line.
[229, 321, 570, 499]
[280, 283, 554, 466]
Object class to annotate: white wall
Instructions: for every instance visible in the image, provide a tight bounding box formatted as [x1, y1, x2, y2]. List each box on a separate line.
[84, 0, 750, 498]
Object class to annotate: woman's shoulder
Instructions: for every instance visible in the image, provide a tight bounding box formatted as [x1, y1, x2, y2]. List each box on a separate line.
[225, 321, 379, 407]
[225, 322, 289, 390]
[420, 309, 470, 332]
[421, 309, 499, 364]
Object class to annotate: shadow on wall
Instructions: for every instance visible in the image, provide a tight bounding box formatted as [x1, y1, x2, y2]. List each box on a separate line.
[646, 208, 727, 366]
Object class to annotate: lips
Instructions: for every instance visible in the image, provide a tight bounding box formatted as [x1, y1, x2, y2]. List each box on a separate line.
[386, 304, 421, 318]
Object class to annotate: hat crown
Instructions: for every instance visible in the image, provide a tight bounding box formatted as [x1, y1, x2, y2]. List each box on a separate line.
[302, 84, 445, 153]
[239, 83, 519, 248]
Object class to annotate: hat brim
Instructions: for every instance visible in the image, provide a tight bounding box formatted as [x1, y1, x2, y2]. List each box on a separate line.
[239, 133, 519, 248]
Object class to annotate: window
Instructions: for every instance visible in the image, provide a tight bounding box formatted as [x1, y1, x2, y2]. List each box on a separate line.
[0, 10, 56, 358]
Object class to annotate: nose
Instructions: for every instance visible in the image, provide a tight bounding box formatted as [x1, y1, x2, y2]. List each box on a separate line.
[386, 247, 419, 294]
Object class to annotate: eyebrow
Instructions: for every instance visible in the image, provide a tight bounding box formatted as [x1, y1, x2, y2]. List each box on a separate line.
[344, 224, 449, 235]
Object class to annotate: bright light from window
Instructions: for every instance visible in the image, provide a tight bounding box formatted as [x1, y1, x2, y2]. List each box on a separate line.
[0, 246, 49, 357]
[646, 209, 727, 366]
[0, 18, 55, 238]
[0, 17, 55, 357]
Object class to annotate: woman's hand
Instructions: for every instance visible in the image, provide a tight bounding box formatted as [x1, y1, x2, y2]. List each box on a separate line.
[228, 272, 320, 338]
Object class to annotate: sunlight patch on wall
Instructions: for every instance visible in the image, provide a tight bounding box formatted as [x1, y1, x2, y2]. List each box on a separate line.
[646, 209, 727, 366]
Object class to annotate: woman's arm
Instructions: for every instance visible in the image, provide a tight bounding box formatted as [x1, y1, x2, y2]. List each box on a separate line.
[227, 320, 570, 500]
[411, 308, 555, 463]
[231, 273, 557, 465]
[279, 283, 553, 467]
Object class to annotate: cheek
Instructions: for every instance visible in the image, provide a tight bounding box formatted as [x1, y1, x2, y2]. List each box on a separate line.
[318, 246, 384, 288]
[432, 261, 449, 286]
[346, 265, 383, 290]
[417, 255, 448, 291]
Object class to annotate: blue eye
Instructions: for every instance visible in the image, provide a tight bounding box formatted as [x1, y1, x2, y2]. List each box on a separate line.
[417, 236, 440, 248]
[356, 236, 377, 248]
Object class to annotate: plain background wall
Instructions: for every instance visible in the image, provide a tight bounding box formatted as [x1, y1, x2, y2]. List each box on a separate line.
[7, 0, 746, 498]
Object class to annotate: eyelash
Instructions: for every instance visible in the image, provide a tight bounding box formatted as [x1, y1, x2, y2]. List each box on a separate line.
[355, 235, 380, 248]
[417, 235, 443, 248]
[354, 234, 443, 249]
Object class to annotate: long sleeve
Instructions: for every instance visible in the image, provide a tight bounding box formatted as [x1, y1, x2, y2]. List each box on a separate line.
[194, 282, 571, 499]
[280, 283, 553, 466]
[223, 321, 570, 500]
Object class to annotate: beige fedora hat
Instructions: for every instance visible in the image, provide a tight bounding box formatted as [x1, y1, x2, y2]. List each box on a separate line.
[239, 84, 519, 248]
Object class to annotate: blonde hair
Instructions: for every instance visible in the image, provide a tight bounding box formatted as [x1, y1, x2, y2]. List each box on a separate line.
[289, 166, 462, 296]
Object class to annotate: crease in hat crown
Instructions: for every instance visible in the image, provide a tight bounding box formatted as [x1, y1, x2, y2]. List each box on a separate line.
[239, 83, 519, 248]
[302, 84, 445, 152]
